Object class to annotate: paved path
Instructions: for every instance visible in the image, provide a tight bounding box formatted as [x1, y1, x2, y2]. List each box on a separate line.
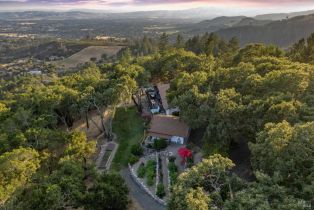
[161, 155, 170, 196]
[95, 141, 118, 170]
[105, 142, 118, 170]
[95, 144, 106, 167]
[121, 169, 166, 210]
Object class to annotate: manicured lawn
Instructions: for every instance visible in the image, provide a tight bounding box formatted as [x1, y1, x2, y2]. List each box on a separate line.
[112, 106, 145, 171]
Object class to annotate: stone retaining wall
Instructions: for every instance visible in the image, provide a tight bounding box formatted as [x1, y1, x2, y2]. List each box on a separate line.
[128, 164, 166, 206]
[166, 157, 171, 192]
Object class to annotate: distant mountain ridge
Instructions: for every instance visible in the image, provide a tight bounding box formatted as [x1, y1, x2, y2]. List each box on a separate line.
[199, 16, 247, 27]
[233, 17, 272, 27]
[0, 11, 111, 20]
[255, 9, 314, 20]
[184, 16, 273, 35]
[1, 8, 314, 21]
[215, 14, 314, 47]
[0, 9, 223, 21]
[2, 9, 314, 48]
[182, 16, 247, 35]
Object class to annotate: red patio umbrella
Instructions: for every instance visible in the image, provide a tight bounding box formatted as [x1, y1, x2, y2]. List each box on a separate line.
[178, 147, 192, 165]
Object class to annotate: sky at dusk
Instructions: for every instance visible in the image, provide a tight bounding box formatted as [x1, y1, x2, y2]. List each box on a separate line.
[1, 0, 314, 14]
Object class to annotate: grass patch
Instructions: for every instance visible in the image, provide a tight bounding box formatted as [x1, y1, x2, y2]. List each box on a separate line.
[111, 106, 144, 171]
[146, 160, 156, 186]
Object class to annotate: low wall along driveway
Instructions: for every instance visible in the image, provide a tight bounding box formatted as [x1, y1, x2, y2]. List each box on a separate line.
[128, 163, 167, 206]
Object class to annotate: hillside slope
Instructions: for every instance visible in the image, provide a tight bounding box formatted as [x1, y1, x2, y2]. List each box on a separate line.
[215, 14, 314, 47]
[255, 9, 314, 20]
[182, 16, 248, 35]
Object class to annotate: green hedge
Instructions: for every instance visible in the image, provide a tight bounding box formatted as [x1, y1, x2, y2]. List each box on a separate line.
[153, 139, 168, 150]
[146, 160, 156, 186]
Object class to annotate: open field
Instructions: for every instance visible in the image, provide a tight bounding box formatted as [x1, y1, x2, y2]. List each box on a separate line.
[112, 107, 145, 171]
[55, 45, 123, 68]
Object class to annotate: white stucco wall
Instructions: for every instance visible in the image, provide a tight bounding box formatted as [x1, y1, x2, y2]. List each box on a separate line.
[170, 136, 184, 144]
[166, 107, 180, 115]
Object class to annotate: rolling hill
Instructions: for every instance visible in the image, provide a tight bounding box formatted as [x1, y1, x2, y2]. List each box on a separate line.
[215, 14, 314, 47]
[255, 9, 314, 20]
[2, 9, 314, 48]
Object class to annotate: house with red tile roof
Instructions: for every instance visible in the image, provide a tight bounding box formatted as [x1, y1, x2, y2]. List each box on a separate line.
[147, 115, 190, 144]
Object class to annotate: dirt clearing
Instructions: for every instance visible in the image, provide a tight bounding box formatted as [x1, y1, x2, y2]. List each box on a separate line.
[56, 45, 123, 68]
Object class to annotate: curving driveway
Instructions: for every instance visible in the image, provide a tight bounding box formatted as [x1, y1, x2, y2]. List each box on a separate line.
[121, 169, 166, 210]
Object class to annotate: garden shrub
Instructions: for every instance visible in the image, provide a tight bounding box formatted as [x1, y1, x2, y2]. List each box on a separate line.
[168, 162, 177, 172]
[129, 155, 139, 165]
[137, 164, 145, 178]
[146, 160, 156, 186]
[169, 171, 178, 184]
[153, 138, 168, 150]
[187, 157, 194, 168]
[169, 156, 176, 163]
[156, 183, 166, 198]
[147, 176, 154, 186]
[168, 162, 178, 185]
[131, 144, 144, 156]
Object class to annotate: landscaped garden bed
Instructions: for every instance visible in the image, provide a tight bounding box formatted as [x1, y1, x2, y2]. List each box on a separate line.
[156, 154, 166, 199]
[133, 153, 169, 199]
[146, 159, 156, 186]
[156, 183, 165, 198]
[168, 156, 178, 185]
[134, 158, 157, 186]
[131, 141, 201, 202]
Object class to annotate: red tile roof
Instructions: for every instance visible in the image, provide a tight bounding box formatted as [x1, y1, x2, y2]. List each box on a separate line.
[148, 115, 190, 139]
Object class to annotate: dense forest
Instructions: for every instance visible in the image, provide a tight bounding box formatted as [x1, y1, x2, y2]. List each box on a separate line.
[1, 32, 314, 209]
[129, 33, 314, 209]
[0, 61, 147, 208]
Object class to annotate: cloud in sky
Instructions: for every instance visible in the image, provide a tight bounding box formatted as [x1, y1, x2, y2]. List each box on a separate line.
[1, 0, 314, 12]
[133, 0, 314, 5]
[3, 0, 313, 5]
